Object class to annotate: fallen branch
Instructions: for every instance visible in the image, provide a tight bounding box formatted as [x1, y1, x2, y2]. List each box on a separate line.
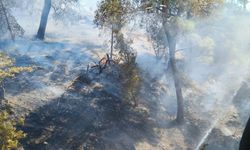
[89, 53, 117, 74]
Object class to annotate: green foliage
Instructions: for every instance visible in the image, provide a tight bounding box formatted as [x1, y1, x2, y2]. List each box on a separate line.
[0, 52, 32, 84]
[0, 52, 28, 149]
[94, 1, 141, 107]
[140, 0, 224, 16]
[140, 0, 223, 59]
[95, 0, 135, 64]
[0, 111, 26, 150]
[115, 32, 136, 63]
[120, 56, 141, 106]
[188, 0, 224, 17]
[138, 0, 224, 31]
[94, 0, 132, 30]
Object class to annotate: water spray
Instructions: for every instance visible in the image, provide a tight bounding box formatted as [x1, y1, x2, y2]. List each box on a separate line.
[194, 118, 220, 150]
[194, 89, 239, 150]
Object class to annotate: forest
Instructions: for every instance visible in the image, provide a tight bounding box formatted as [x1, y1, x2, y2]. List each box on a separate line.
[0, 0, 250, 150]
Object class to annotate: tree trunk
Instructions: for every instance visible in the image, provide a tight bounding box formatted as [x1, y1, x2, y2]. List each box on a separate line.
[160, 0, 184, 123]
[243, 0, 247, 11]
[165, 31, 185, 123]
[36, 0, 51, 40]
[0, 0, 14, 41]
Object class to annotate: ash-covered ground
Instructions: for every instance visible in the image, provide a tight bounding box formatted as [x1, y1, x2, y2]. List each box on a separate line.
[1, 36, 249, 150]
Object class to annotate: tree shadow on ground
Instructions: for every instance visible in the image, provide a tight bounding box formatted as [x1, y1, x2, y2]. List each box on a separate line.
[21, 72, 161, 150]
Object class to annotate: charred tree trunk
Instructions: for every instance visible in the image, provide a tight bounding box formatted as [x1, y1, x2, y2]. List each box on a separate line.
[165, 31, 184, 123]
[36, 0, 51, 40]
